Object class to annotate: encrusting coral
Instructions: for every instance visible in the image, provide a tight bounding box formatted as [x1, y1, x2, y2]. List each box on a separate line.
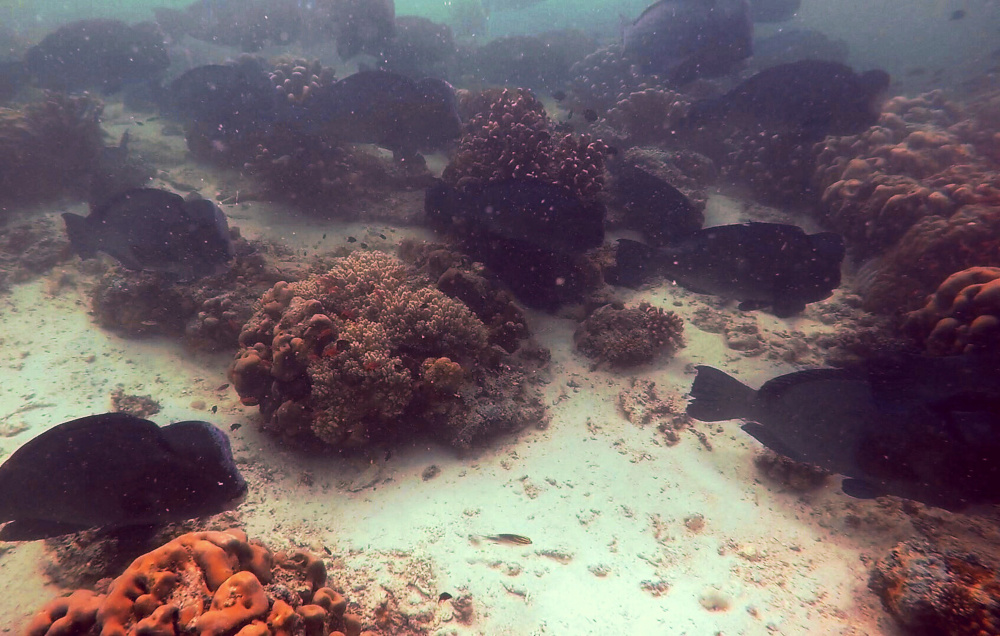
[27, 529, 372, 636]
[231, 250, 548, 449]
[903, 266, 1000, 355]
[870, 540, 1000, 636]
[574, 302, 685, 367]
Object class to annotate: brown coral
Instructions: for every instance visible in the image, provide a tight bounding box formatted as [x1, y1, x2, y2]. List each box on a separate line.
[230, 251, 508, 448]
[443, 87, 608, 202]
[903, 267, 1000, 355]
[27, 529, 370, 636]
[574, 302, 685, 367]
[870, 540, 1000, 636]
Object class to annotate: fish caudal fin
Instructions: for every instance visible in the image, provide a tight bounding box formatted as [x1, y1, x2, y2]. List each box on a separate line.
[61, 213, 100, 259]
[687, 365, 757, 421]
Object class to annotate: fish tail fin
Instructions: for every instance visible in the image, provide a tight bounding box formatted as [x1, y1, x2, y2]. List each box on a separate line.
[61, 213, 99, 259]
[687, 365, 756, 421]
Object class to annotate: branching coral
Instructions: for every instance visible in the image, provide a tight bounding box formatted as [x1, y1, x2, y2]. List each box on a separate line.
[0, 92, 104, 205]
[443, 87, 608, 202]
[27, 529, 371, 636]
[870, 540, 1000, 636]
[574, 302, 685, 367]
[903, 267, 1000, 355]
[231, 250, 537, 449]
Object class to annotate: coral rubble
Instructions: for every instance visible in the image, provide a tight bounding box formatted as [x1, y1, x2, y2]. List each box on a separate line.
[27, 529, 372, 636]
[574, 302, 685, 367]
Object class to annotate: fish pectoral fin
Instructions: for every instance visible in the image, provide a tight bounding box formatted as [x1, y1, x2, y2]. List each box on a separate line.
[770, 298, 806, 318]
[841, 478, 881, 500]
[0, 519, 94, 541]
[741, 422, 806, 463]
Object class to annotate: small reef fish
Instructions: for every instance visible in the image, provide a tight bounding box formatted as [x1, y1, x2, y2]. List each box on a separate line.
[623, 0, 752, 85]
[613, 222, 844, 317]
[687, 363, 1000, 511]
[682, 60, 891, 141]
[478, 534, 533, 545]
[0, 413, 247, 540]
[63, 188, 235, 281]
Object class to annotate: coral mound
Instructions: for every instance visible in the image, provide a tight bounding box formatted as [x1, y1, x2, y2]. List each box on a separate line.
[574, 302, 685, 367]
[869, 540, 1000, 636]
[27, 529, 371, 636]
[903, 267, 1000, 355]
[231, 250, 546, 449]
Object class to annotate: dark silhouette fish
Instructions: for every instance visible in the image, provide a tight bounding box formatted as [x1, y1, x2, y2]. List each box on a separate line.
[62, 188, 234, 281]
[687, 364, 1000, 511]
[623, 0, 753, 85]
[950, 9, 966, 20]
[330, 0, 396, 59]
[748, 0, 799, 22]
[610, 161, 703, 247]
[0, 413, 247, 540]
[300, 71, 461, 159]
[425, 178, 605, 255]
[162, 59, 276, 136]
[684, 60, 890, 140]
[25, 19, 169, 93]
[614, 222, 844, 316]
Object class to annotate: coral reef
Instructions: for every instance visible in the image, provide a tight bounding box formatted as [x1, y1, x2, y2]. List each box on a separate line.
[723, 130, 820, 204]
[269, 58, 338, 105]
[597, 87, 691, 146]
[382, 16, 456, 78]
[0, 92, 105, 205]
[903, 267, 1000, 355]
[459, 30, 596, 91]
[231, 250, 548, 449]
[567, 44, 669, 112]
[574, 302, 685, 367]
[91, 236, 302, 351]
[870, 540, 1000, 636]
[814, 91, 1000, 255]
[0, 215, 71, 290]
[27, 529, 372, 636]
[443, 87, 608, 202]
[861, 204, 1000, 314]
[753, 449, 829, 491]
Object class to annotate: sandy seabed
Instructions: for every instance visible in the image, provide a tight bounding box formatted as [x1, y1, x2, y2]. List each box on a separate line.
[0, 105, 959, 636]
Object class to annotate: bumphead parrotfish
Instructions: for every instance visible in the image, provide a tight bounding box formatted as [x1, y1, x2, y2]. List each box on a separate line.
[63, 188, 235, 281]
[687, 364, 1000, 511]
[613, 222, 844, 317]
[0, 413, 247, 540]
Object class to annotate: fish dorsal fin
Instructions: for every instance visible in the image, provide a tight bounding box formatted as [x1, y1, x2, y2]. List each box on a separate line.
[757, 368, 858, 402]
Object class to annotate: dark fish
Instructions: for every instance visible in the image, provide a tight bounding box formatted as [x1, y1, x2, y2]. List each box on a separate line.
[301, 71, 460, 159]
[610, 161, 703, 247]
[623, 0, 752, 85]
[552, 90, 567, 101]
[614, 222, 844, 317]
[425, 178, 605, 255]
[684, 60, 890, 140]
[381, 16, 456, 78]
[330, 0, 396, 59]
[25, 19, 169, 93]
[687, 364, 1000, 510]
[482, 534, 532, 545]
[748, 0, 800, 22]
[161, 59, 275, 136]
[0, 413, 247, 540]
[582, 108, 599, 123]
[439, 592, 453, 602]
[950, 9, 966, 20]
[62, 188, 235, 280]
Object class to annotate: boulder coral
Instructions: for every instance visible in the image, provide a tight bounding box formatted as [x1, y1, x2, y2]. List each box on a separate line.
[869, 540, 1000, 636]
[903, 267, 1000, 355]
[861, 204, 1000, 314]
[27, 529, 371, 636]
[231, 250, 544, 449]
[813, 91, 1000, 255]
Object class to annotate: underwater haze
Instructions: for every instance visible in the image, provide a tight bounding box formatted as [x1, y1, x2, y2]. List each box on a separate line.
[2, 0, 1000, 634]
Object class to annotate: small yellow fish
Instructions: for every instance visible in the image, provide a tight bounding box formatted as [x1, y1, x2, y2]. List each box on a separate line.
[481, 533, 532, 545]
